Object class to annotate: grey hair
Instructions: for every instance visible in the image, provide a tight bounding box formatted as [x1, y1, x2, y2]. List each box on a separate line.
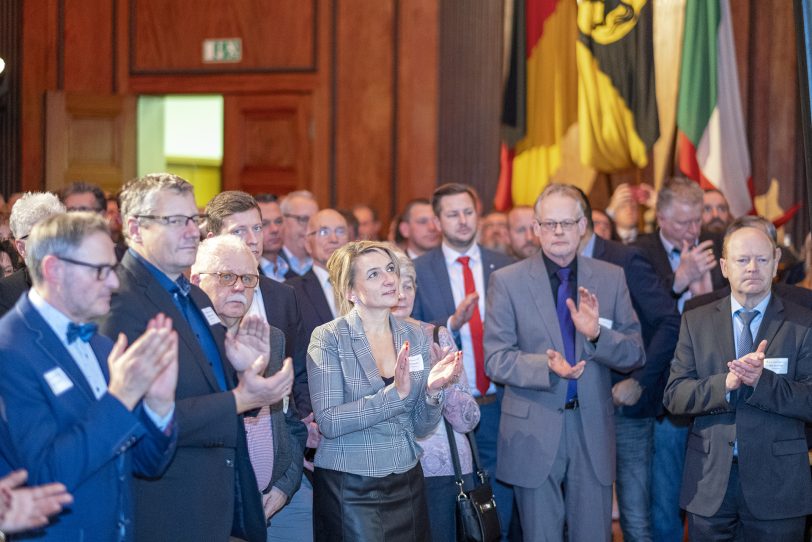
[9, 192, 66, 239]
[389, 244, 416, 286]
[655, 177, 704, 215]
[534, 183, 587, 219]
[280, 190, 317, 215]
[25, 212, 109, 286]
[722, 215, 778, 258]
[191, 235, 255, 277]
[119, 173, 194, 240]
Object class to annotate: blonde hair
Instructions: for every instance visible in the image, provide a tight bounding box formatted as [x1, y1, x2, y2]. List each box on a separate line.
[327, 240, 400, 316]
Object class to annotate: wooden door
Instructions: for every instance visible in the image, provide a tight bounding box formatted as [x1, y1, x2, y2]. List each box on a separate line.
[222, 93, 313, 197]
[45, 92, 136, 194]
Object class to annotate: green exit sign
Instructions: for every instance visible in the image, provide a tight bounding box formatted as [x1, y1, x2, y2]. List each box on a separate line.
[202, 38, 242, 63]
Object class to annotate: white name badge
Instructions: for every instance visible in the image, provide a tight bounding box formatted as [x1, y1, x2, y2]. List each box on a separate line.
[764, 357, 789, 375]
[598, 317, 614, 330]
[44, 367, 74, 396]
[408, 354, 425, 372]
[201, 307, 221, 326]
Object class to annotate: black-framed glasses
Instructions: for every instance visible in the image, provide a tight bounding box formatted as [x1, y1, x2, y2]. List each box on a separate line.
[136, 214, 207, 228]
[56, 256, 119, 280]
[283, 213, 311, 226]
[198, 272, 259, 288]
[307, 226, 347, 238]
[535, 216, 584, 232]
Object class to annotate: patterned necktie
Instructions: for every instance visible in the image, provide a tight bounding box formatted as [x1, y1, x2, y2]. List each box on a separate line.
[67, 322, 98, 344]
[735, 309, 759, 358]
[555, 268, 577, 402]
[457, 256, 489, 397]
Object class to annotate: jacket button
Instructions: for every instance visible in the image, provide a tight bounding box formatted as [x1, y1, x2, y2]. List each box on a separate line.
[728, 441, 734, 447]
[226, 458, 234, 467]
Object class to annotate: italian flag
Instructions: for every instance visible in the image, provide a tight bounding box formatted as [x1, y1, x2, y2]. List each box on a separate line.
[676, 0, 753, 217]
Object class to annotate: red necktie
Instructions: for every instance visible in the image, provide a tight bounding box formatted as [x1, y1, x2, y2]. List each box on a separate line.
[457, 256, 489, 396]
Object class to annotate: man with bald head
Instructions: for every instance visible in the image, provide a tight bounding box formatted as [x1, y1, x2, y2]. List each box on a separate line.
[287, 209, 349, 340]
[664, 216, 812, 540]
[507, 206, 540, 260]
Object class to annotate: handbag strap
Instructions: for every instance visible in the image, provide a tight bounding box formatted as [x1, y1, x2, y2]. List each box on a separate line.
[465, 428, 489, 485]
[434, 325, 467, 497]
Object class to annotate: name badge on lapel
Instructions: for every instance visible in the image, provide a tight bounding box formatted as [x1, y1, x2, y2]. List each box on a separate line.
[44, 367, 74, 396]
[201, 307, 221, 326]
[598, 317, 614, 330]
[763, 357, 789, 375]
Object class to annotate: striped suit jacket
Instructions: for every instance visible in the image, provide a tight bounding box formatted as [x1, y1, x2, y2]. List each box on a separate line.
[307, 309, 444, 477]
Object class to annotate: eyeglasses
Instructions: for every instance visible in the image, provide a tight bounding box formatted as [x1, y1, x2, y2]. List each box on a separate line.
[307, 227, 347, 238]
[198, 272, 259, 288]
[136, 214, 207, 228]
[284, 213, 311, 226]
[56, 256, 119, 280]
[535, 217, 584, 232]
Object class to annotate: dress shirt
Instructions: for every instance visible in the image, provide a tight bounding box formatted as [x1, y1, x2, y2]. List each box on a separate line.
[246, 283, 269, 321]
[441, 242, 495, 397]
[28, 288, 173, 429]
[659, 230, 693, 313]
[312, 265, 338, 318]
[282, 246, 312, 276]
[580, 233, 597, 258]
[260, 256, 289, 283]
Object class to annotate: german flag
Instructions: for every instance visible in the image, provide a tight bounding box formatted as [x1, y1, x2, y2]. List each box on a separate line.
[576, 0, 659, 171]
[508, 0, 578, 206]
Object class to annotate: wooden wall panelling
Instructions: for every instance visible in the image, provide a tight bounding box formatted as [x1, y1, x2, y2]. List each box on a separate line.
[438, 0, 503, 211]
[332, 0, 395, 224]
[222, 93, 313, 197]
[44, 91, 136, 194]
[129, 0, 316, 74]
[395, 0, 439, 216]
[63, 0, 115, 92]
[0, 0, 22, 199]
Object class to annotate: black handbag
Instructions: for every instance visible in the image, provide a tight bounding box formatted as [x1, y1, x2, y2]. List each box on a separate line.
[444, 419, 501, 542]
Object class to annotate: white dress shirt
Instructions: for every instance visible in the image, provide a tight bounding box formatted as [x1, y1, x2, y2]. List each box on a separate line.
[312, 265, 338, 318]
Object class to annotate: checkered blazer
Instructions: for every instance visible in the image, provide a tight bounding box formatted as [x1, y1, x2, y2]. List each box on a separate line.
[307, 308, 443, 477]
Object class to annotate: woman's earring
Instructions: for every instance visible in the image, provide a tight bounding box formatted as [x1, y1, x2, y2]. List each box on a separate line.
[351, 295, 358, 304]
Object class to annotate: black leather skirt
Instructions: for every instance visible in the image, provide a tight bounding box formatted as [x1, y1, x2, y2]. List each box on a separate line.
[313, 463, 431, 542]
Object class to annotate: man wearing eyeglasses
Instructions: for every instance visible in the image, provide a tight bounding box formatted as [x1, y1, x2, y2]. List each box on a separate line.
[99, 174, 291, 542]
[280, 191, 319, 278]
[255, 194, 290, 282]
[0, 192, 65, 317]
[191, 235, 305, 539]
[0, 212, 178, 540]
[484, 183, 645, 541]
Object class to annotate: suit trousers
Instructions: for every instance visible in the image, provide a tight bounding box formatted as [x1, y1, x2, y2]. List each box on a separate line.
[651, 413, 689, 542]
[687, 463, 806, 542]
[514, 408, 612, 542]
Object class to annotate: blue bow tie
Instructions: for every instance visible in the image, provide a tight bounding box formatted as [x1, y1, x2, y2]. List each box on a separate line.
[67, 322, 98, 344]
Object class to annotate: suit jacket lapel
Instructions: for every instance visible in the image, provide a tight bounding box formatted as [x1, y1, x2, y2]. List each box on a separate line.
[714, 297, 737, 371]
[754, 294, 784, 352]
[528, 255, 565, 354]
[575, 256, 595, 361]
[190, 287, 235, 389]
[480, 245, 498, 288]
[347, 310, 385, 391]
[304, 271, 334, 323]
[430, 250, 456, 316]
[18, 297, 95, 402]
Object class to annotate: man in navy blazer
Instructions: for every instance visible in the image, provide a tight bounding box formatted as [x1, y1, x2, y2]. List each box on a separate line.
[576, 188, 681, 541]
[411, 183, 514, 539]
[0, 212, 178, 541]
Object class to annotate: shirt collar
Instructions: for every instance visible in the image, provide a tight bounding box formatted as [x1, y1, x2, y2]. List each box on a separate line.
[542, 251, 577, 279]
[29, 288, 78, 342]
[128, 248, 181, 295]
[442, 241, 481, 267]
[730, 291, 772, 318]
[312, 264, 331, 288]
[580, 233, 597, 258]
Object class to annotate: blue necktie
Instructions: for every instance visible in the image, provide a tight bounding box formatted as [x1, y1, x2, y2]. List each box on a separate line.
[67, 322, 97, 344]
[171, 278, 228, 391]
[555, 268, 577, 402]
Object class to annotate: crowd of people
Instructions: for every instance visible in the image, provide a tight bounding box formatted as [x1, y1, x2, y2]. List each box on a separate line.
[0, 174, 810, 541]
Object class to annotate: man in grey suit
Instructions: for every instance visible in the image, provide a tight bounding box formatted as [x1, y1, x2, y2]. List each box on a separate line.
[485, 183, 645, 541]
[663, 216, 812, 540]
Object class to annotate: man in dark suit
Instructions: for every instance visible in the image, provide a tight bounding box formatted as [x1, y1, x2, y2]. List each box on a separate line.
[664, 216, 812, 539]
[255, 194, 290, 282]
[280, 190, 319, 278]
[575, 188, 681, 541]
[485, 183, 645, 540]
[0, 192, 65, 317]
[287, 208, 350, 340]
[411, 183, 514, 539]
[633, 177, 726, 542]
[0, 212, 178, 540]
[204, 190, 310, 418]
[99, 174, 293, 542]
[191, 235, 305, 533]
